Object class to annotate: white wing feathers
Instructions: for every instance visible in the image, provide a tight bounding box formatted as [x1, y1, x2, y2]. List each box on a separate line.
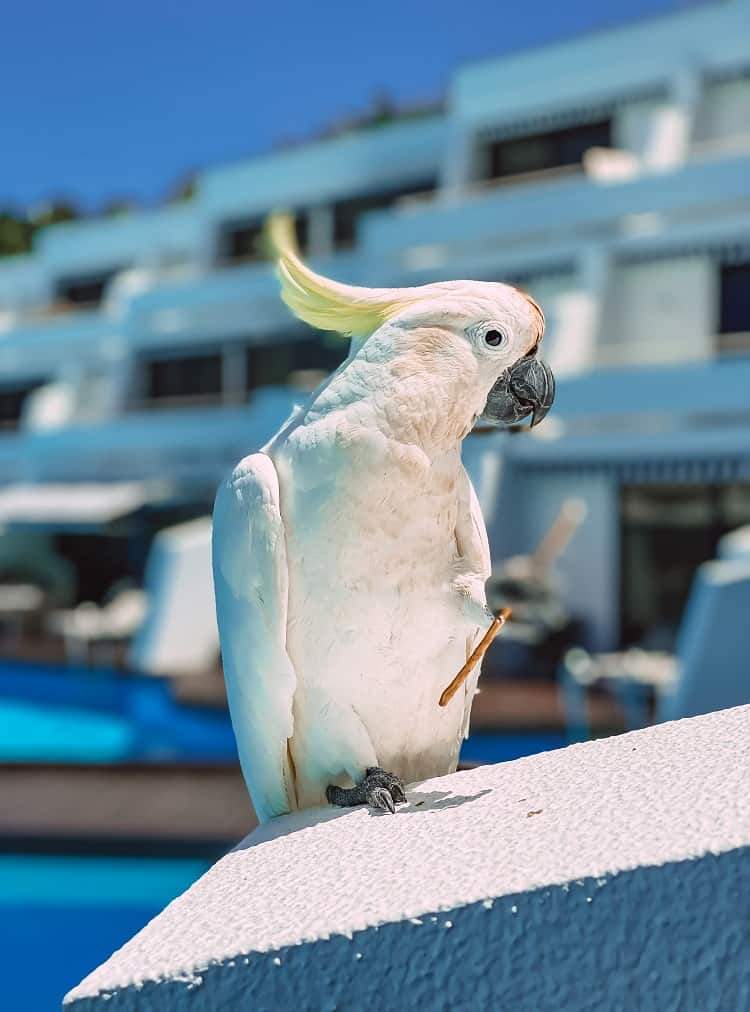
[211, 453, 297, 822]
[455, 470, 493, 739]
[464, 476, 492, 583]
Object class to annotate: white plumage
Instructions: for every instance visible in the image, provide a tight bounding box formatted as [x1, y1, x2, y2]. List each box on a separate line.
[212, 216, 547, 822]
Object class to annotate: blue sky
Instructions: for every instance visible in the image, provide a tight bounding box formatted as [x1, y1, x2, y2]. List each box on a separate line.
[1, 0, 685, 212]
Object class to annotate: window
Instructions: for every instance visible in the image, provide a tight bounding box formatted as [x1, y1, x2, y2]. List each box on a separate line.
[55, 270, 119, 307]
[719, 262, 750, 352]
[0, 379, 45, 429]
[246, 335, 347, 391]
[217, 218, 263, 264]
[55, 532, 134, 605]
[620, 483, 750, 648]
[135, 335, 348, 410]
[332, 179, 436, 247]
[217, 213, 308, 264]
[483, 120, 612, 181]
[142, 352, 223, 405]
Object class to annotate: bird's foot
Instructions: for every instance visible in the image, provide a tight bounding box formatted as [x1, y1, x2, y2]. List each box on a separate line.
[326, 767, 407, 814]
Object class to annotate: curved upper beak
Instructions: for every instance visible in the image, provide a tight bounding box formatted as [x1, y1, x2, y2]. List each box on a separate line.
[482, 355, 555, 429]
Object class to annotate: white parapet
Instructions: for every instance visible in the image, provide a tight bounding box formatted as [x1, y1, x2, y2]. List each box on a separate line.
[65, 706, 750, 1010]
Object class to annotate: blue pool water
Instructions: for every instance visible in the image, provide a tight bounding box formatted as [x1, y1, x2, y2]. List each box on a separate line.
[0, 856, 211, 1012]
[460, 731, 567, 765]
[0, 699, 135, 763]
[0, 661, 237, 764]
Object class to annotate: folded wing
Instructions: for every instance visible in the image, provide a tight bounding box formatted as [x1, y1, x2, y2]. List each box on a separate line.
[212, 452, 297, 822]
[455, 469, 493, 739]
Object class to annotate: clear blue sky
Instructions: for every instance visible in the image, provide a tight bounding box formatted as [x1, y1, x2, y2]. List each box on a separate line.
[0, 0, 686, 213]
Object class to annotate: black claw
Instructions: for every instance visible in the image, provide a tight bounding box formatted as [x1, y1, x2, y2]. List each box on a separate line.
[369, 787, 396, 814]
[327, 767, 407, 812]
[391, 783, 407, 804]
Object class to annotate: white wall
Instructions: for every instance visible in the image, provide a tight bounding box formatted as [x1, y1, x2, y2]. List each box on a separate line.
[694, 75, 750, 147]
[600, 256, 715, 367]
[525, 272, 600, 378]
[615, 97, 689, 169]
[129, 517, 217, 678]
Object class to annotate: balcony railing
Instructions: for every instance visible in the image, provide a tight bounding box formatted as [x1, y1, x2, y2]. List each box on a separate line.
[361, 146, 750, 263]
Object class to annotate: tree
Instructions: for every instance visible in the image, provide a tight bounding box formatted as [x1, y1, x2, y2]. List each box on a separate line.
[29, 202, 80, 230]
[0, 213, 32, 257]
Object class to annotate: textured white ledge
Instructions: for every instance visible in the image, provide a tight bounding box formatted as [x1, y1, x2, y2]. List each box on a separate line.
[66, 706, 750, 1010]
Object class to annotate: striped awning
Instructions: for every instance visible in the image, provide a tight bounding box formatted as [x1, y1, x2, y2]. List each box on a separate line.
[617, 235, 750, 267]
[513, 451, 750, 484]
[476, 85, 665, 144]
[502, 409, 750, 483]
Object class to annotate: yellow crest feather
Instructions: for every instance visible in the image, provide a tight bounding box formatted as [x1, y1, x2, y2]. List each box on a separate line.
[265, 212, 408, 337]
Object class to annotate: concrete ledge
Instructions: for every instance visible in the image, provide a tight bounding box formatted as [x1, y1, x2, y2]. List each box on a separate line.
[65, 706, 750, 1011]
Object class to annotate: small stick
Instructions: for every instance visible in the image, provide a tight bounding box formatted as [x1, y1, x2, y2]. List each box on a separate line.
[439, 607, 512, 707]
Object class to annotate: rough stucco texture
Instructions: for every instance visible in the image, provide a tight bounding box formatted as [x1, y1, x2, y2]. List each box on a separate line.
[65, 705, 750, 1011]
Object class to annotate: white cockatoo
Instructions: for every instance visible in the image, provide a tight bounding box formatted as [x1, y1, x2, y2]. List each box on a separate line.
[212, 216, 553, 822]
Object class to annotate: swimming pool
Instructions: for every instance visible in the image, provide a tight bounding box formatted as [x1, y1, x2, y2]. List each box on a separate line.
[460, 730, 567, 765]
[0, 855, 212, 1012]
[0, 660, 237, 764]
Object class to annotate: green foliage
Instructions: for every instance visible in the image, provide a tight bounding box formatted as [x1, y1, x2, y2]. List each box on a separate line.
[100, 198, 137, 217]
[166, 174, 197, 203]
[0, 213, 33, 257]
[29, 202, 79, 230]
[0, 203, 81, 259]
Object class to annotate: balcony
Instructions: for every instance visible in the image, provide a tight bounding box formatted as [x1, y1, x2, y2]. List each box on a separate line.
[0, 389, 300, 486]
[500, 355, 750, 474]
[359, 147, 750, 268]
[199, 116, 446, 218]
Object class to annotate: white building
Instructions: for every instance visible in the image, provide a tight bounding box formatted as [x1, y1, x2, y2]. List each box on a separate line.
[0, 0, 748, 651]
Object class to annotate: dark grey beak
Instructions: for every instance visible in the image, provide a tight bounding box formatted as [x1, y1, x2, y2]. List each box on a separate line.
[482, 355, 555, 429]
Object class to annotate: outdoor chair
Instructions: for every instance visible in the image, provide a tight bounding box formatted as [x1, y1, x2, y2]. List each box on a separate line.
[558, 554, 750, 740]
[47, 583, 148, 667]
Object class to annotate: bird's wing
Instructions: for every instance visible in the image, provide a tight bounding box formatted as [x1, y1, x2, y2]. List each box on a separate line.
[212, 452, 297, 822]
[455, 467, 492, 595]
[455, 468, 492, 739]
[465, 475, 492, 583]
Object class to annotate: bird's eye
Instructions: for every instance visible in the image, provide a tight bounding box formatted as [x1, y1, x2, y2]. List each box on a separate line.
[466, 321, 509, 350]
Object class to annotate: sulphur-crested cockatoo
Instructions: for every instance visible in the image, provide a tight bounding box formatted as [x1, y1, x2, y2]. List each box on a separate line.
[212, 216, 553, 821]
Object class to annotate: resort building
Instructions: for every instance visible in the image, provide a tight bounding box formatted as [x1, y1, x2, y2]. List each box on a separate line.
[0, 0, 748, 659]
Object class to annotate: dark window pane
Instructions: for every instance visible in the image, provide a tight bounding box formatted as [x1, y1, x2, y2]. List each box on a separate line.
[145, 353, 223, 401]
[56, 271, 118, 307]
[55, 503, 212, 604]
[55, 533, 133, 605]
[218, 213, 308, 264]
[246, 335, 347, 391]
[0, 379, 45, 428]
[719, 262, 750, 336]
[218, 219, 264, 263]
[294, 214, 308, 255]
[619, 483, 750, 649]
[485, 120, 611, 180]
[333, 178, 436, 247]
